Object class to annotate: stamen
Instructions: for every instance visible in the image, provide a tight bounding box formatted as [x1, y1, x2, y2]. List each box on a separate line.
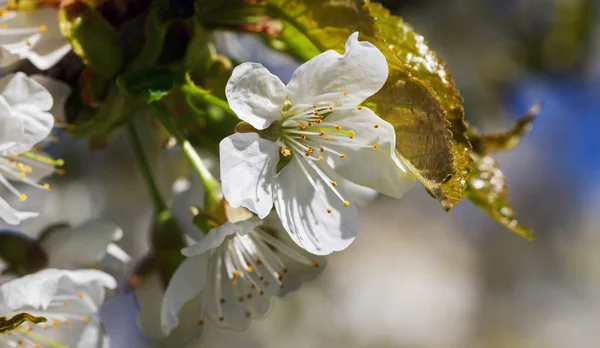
[339, 154, 345, 159]
[357, 105, 363, 110]
[374, 124, 379, 128]
[372, 144, 378, 150]
[342, 90, 347, 96]
[39, 25, 47, 32]
[19, 193, 26, 201]
[327, 209, 332, 214]
[343, 201, 350, 207]
[331, 181, 337, 187]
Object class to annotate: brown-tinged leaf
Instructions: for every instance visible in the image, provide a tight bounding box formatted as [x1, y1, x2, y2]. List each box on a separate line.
[469, 103, 542, 153]
[0, 313, 47, 334]
[465, 153, 535, 240]
[366, 2, 470, 209]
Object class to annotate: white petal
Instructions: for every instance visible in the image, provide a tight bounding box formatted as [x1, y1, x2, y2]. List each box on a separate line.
[181, 217, 262, 257]
[0, 9, 71, 70]
[0, 268, 116, 311]
[273, 158, 359, 255]
[225, 62, 286, 130]
[136, 272, 203, 347]
[220, 133, 278, 219]
[0, 195, 38, 225]
[39, 219, 125, 269]
[286, 32, 388, 107]
[0, 72, 53, 110]
[31, 74, 72, 121]
[325, 107, 416, 198]
[160, 253, 210, 334]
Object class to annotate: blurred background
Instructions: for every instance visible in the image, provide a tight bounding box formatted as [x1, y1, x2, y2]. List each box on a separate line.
[6, 0, 600, 347]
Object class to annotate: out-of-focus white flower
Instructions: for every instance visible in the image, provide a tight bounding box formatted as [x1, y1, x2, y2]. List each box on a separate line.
[220, 32, 415, 255]
[160, 212, 325, 335]
[0, 72, 64, 225]
[0, 268, 117, 348]
[39, 219, 131, 271]
[0, 3, 71, 71]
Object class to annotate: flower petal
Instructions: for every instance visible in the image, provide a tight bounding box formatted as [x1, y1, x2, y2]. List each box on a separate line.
[0, 72, 53, 110]
[273, 157, 359, 255]
[220, 133, 279, 219]
[39, 219, 125, 269]
[181, 217, 262, 257]
[0, 268, 116, 311]
[0, 195, 38, 225]
[225, 62, 286, 130]
[161, 253, 210, 335]
[31, 74, 72, 121]
[326, 107, 416, 198]
[136, 272, 203, 347]
[286, 32, 388, 107]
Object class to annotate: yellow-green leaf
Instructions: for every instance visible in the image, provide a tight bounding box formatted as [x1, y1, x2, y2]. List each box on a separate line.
[366, 2, 470, 209]
[469, 103, 541, 153]
[465, 153, 534, 240]
[0, 313, 47, 334]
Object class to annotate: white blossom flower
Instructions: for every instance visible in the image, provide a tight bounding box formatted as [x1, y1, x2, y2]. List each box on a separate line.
[0, 72, 65, 225]
[0, 268, 117, 348]
[220, 32, 415, 255]
[0, 3, 71, 71]
[160, 212, 325, 334]
[39, 219, 131, 271]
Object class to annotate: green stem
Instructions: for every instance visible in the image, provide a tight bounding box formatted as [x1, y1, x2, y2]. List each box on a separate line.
[182, 74, 237, 118]
[128, 123, 168, 212]
[151, 103, 223, 212]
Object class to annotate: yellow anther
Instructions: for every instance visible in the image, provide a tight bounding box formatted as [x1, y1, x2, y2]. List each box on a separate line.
[25, 40, 31, 47]
[299, 134, 306, 140]
[232, 278, 238, 284]
[319, 131, 325, 136]
[312, 103, 317, 108]
[320, 147, 325, 152]
[374, 124, 379, 128]
[343, 201, 350, 207]
[0, 10, 8, 16]
[307, 122, 313, 127]
[44, 183, 51, 190]
[331, 181, 337, 187]
[58, 169, 66, 175]
[327, 209, 332, 214]
[281, 148, 291, 156]
[339, 153, 345, 158]
[328, 105, 333, 111]
[19, 193, 26, 201]
[63, 319, 70, 325]
[335, 125, 341, 130]
[342, 90, 347, 96]
[63, 300, 68, 306]
[357, 105, 363, 110]
[8, 0, 16, 9]
[246, 266, 253, 272]
[19, 172, 25, 179]
[348, 130, 355, 139]
[39, 25, 47, 32]
[315, 119, 322, 124]
[35, 146, 41, 152]
[1, 23, 7, 29]
[16, 163, 24, 171]
[372, 144, 378, 150]
[233, 270, 241, 277]
[25, 166, 32, 173]
[304, 152, 311, 157]
[325, 136, 331, 141]
[52, 320, 59, 327]
[317, 156, 323, 161]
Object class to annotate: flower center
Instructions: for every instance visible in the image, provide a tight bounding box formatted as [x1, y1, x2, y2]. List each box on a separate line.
[275, 92, 376, 212]
[208, 229, 320, 323]
[0, 150, 64, 201]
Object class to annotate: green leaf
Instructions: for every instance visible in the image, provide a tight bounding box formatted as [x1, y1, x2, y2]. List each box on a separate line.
[465, 153, 534, 240]
[130, 0, 171, 70]
[464, 105, 540, 239]
[59, 4, 124, 78]
[469, 103, 541, 153]
[366, 3, 470, 209]
[117, 68, 177, 103]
